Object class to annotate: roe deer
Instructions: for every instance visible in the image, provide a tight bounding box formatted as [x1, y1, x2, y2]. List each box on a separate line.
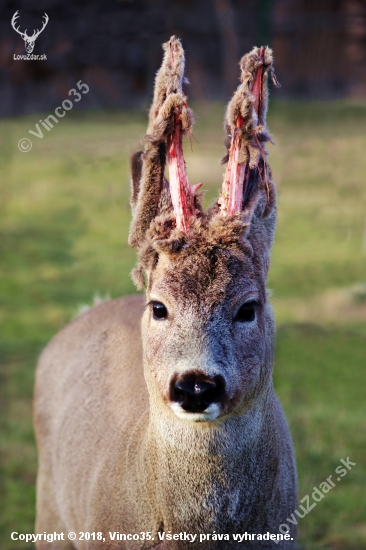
[34, 37, 298, 549]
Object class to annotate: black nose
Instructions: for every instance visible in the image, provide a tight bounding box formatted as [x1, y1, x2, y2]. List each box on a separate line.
[170, 371, 225, 413]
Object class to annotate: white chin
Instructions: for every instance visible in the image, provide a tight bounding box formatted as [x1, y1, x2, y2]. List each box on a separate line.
[170, 402, 220, 422]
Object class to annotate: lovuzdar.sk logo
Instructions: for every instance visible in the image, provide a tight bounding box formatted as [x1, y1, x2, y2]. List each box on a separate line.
[11, 10, 48, 60]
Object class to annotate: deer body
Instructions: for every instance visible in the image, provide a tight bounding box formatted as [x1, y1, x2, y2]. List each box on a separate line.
[35, 295, 296, 549]
[34, 38, 298, 549]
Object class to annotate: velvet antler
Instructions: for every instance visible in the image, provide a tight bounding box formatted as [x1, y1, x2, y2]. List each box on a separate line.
[219, 46, 279, 217]
[150, 36, 200, 233]
[129, 37, 201, 247]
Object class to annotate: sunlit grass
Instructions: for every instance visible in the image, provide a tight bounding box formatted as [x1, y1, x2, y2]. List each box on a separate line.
[0, 101, 365, 549]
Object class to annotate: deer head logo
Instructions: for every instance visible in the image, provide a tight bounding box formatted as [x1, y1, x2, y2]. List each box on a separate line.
[11, 11, 49, 54]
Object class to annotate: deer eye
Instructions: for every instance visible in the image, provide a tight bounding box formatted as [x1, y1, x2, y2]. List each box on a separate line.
[234, 301, 257, 323]
[152, 301, 168, 320]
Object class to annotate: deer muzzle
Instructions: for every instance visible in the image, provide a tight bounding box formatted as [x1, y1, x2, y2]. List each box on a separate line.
[169, 371, 226, 421]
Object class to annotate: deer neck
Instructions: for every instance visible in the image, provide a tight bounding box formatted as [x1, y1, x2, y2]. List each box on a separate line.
[139, 390, 276, 533]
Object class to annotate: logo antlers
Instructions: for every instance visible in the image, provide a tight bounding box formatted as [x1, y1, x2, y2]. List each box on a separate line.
[11, 11, 49, 54]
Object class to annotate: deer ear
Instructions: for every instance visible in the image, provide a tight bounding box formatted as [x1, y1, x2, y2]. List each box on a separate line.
[128, 139, 167, 248]
[130, 152, 174, 229]
[130, 150, 143, 212]
[243, 179, 277, 262]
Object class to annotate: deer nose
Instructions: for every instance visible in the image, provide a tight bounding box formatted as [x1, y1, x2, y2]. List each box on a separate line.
[170, 372, 225, 413]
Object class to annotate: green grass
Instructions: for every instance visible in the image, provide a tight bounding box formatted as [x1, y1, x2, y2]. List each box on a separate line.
[275, 326, 366, 549]
[0, 101, 365, 549]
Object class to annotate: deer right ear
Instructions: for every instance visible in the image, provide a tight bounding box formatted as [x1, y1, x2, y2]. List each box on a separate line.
[130, 150, 143, 213]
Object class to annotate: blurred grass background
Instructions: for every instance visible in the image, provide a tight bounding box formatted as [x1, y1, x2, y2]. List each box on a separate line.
[0, 101, 365, 549]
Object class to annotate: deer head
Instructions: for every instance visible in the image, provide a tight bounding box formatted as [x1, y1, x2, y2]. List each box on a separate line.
[11, 11, 49, 54]
[129, 37, 279, 424]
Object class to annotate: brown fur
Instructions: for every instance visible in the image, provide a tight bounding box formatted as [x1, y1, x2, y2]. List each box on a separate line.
[34, 37, 297, 549]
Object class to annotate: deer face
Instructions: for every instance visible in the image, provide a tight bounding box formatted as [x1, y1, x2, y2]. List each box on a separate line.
[141, 242, 274, 422]
[24, 37, 36, 54]
[129, 37, 278, 425]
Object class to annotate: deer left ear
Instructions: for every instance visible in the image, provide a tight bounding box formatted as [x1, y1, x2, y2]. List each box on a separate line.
[244, 181, 277, 273]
